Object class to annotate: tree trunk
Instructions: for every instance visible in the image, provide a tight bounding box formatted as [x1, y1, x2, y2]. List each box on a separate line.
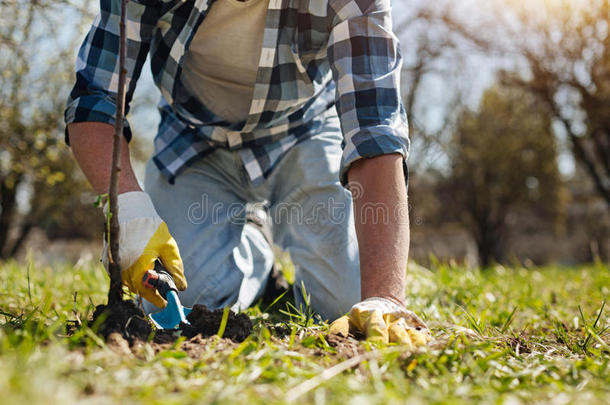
[473, 217, 503, 269]
[8, 220, 34, 258]
[478, 241, 492, 268]
[476, 223, 492, 268]
[566, 127, 610, 206]
[0, 176, 21, 259]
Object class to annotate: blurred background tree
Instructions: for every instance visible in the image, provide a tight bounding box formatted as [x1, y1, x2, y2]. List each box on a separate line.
[0, 0, 100, 258]
[498, 0, 610, 206]
[0, 0, 607, 265]
[399, 0, 608, 266]
[442, 85, 564, 267]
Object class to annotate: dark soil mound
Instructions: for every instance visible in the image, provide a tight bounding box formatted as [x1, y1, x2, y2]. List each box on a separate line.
[179, 304, 252, 342]
[91, 300, 152, 343]
[153, 329, 180, 344]
[89, 301, 252, 346]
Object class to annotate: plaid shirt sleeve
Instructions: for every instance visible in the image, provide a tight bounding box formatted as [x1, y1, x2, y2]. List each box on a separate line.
[327, 0, 410, 185]
[64, 0, 161, 142]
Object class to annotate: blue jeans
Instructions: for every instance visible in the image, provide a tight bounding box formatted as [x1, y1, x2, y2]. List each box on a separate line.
[143, 113, 361, 321]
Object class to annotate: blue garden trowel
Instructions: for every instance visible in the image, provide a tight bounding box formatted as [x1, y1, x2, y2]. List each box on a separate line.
[142, 260, 192, 329]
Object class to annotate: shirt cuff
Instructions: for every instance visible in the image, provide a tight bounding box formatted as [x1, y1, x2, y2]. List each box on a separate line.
[64, 95, 132, 145]
[339, 127, 410, 187]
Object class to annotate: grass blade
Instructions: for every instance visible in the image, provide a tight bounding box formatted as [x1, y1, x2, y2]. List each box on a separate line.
[217, 306, 230, 339]
[501, 306, 518, 333]
[263, 289, 288, 313]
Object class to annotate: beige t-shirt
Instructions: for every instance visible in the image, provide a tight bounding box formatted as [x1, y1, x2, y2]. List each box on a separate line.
[181, 0, 269, 123]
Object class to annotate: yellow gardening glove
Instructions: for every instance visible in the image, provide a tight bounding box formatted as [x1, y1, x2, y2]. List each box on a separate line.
[329, 297, 431, 348]
[102, 191, 187, 308]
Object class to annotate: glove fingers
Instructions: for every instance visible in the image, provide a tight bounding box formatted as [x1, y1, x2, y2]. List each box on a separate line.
[406, 327, 431, 347]
[128, 263, 167, 308]
[364, 310, 389, 344]
[344, 299, 432, 347]
[139, 288, 167, 309]
[124, 255, 168, 308]
[388, 319, 415, 349]
[400, 310, 430, 332]
[329, 315, 351, 337]
[157, 223, 187, 291]
[390, 312, 431, 347]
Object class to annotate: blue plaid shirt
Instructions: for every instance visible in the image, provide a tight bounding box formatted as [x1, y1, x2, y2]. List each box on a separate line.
[65, 0, 410, 185]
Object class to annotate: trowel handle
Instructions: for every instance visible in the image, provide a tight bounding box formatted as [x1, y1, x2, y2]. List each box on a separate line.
[142, 260, 178, 299]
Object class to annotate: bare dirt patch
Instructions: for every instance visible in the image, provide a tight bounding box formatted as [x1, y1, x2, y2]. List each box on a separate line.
[150, 335, 238, 358]
[90, 300, 252, 353]
[91, 300, 152, 344]
[326, 333, 366, 358]
[180, 304, 252, 342]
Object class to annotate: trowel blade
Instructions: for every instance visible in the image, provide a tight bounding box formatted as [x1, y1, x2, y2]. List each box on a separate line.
[148, 290, 191, 330]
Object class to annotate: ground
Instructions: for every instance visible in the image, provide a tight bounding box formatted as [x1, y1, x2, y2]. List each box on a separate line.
[0, 258, 608, 404]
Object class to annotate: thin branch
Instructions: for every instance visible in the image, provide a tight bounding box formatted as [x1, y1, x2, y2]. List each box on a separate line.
[107, 0, 128, 305]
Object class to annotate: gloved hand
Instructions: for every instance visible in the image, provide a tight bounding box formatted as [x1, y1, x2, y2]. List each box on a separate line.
[102, 191, 187, 308]
[329, 297, 431, 348]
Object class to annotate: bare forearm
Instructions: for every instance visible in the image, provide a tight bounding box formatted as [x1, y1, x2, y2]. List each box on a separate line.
[68, 122, 141, 195]
[348, 154, 409, 306]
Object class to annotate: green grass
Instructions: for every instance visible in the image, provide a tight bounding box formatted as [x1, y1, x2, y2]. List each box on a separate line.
[0, 257, 609, 404]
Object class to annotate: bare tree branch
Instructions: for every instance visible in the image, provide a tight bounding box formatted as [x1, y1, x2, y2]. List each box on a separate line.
[107, 0, 128, 305]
